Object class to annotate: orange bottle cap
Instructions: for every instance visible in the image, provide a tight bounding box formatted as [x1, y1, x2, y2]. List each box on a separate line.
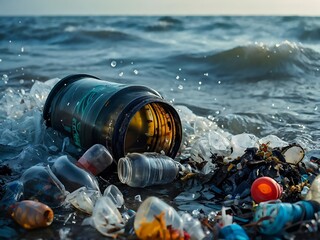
[251, 176, 282, 203]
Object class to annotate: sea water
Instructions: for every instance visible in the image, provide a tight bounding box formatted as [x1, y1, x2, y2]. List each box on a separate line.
[0, 16, 320, 239]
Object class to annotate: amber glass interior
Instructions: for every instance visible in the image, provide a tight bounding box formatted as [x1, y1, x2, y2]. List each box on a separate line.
[124, 103, 175, 155]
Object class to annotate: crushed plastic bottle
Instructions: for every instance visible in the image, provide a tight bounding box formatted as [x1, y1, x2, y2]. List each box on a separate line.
[103, 185, 124, 208]
[118, 152, 179, 187]
[134, 196, 184, 239]
[10, 200, 54, 229]
[51, 155, 100, 193]
[77, 144, 113, 175]
[65, 186, 101, 214]
[82, 196, 124, 238]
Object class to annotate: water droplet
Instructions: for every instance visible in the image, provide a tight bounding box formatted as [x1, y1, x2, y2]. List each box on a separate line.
[272, 103, 275, 107]
[2, 74, 9, 84]
[287, 106, 290, 110]
[110, 60, 117, 67]
[131, 61, 134, 65]
[198, 81, 202, 85]
[21, 47, 24, 52]
[315, 106, 318, 111]
[170, 88, 173, 91]
[176, 75, 180, 80]
[133, 69, 139, 75]
[215, 110, 220, 114]
[119, 72, 124, 77]
[9, 40, 12, 43]
[197, 86, 201, 90]
[19, 79, 24, 84]
[218, 81, 221, 84]
[204, 73, 209, 76]
[178, 68, 182, 71]
[0, 59, 2, 62]
[178, 84, 183, 90]
[67, 102, 70, 106]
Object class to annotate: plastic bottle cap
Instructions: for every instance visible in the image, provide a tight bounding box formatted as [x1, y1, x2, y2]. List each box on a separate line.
[251, 176, 282, 203]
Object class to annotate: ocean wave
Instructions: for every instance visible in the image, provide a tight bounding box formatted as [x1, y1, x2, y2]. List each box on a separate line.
[145, 16, 183, 32]
[172, 41, 320, 81]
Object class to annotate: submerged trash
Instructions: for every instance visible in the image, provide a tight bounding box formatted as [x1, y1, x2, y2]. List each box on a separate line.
[10, 200, 54, 229]
[251, 176, 283, 203]
[118, 152, 179, 187]
[134, 196, 184, 239]
[43, 74, 182, 160]
[77, 144, 113, 175]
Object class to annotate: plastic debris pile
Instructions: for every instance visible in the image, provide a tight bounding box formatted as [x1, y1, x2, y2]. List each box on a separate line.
[1, 103, 320, 239]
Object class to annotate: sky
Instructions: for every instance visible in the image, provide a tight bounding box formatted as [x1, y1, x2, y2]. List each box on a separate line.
[0, 0, 319, 16]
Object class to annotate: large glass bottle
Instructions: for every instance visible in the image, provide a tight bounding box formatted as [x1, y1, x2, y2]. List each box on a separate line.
[43, 74, 182, 160]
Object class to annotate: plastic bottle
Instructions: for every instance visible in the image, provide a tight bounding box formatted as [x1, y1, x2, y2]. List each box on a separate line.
[181, 213, 205, 240]
[134, 196, 183, 239]
[51, 155, 100, 193]
[117, 152, 179, 187]
[43, 74, 182, 160]
[77, 144, 113, 175]
[20, 165, 67, 208]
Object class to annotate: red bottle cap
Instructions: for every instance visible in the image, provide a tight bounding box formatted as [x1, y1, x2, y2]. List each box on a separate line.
[251, 176, 282, 203]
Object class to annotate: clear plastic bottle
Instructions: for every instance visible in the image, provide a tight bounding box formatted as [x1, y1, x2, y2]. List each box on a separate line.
[117, 152, 179, 188]
[134, 196, 183, 239]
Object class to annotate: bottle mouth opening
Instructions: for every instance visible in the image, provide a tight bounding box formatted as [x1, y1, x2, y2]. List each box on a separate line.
[118, 157, 131, 184]
[123, 102, 179, 157]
